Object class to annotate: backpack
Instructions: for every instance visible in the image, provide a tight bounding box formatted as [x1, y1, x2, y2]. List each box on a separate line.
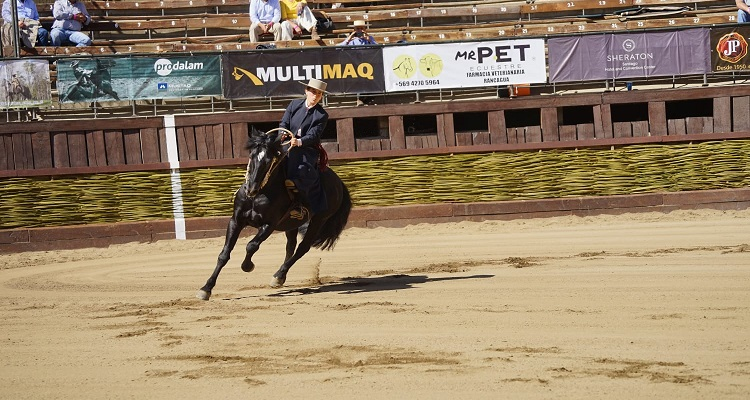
[313, 11, 335, 33]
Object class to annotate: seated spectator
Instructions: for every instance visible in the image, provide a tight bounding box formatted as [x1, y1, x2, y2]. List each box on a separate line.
[50, 0, 91, 47]
[1, 0, 49, 48]
[280, 0, 319, 41]
[249, 0, 282, 43]
[338, 20, 376, 46]
[737, 0, 750, 22]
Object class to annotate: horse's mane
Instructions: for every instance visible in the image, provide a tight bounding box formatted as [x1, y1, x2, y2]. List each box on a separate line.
[245, 128, 276, 153]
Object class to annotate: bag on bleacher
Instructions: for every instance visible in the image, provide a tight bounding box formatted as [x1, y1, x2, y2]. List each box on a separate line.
[314, 11, 335, 33]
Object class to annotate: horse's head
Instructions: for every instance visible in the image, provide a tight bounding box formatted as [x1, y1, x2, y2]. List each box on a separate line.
[244, 126, 284, 197]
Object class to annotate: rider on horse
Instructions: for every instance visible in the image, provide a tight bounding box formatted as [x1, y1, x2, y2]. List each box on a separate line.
[279, 78, 329, 214]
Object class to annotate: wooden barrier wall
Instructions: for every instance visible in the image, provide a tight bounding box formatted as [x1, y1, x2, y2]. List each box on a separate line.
[3, 85, 750, 178]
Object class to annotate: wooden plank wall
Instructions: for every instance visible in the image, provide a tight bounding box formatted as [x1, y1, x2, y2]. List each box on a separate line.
[3, 87, 750, 177]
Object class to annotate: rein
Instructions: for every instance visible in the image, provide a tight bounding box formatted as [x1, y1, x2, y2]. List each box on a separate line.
[245, 127, 293, 195]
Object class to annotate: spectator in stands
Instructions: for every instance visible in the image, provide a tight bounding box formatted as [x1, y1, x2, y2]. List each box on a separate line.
[737, 0, 750, 22]
[338, 20, 376, 46]
[1, 0, 49, 48]
[338, 20, 376, 106]
[50, 0, 91, 47]
[280, 0, 319, 41]
[249, 0, 283, 43]
[279, 78, 329, 213]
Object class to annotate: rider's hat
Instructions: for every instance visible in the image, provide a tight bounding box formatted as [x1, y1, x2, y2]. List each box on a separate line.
[299, 78, 328, 94]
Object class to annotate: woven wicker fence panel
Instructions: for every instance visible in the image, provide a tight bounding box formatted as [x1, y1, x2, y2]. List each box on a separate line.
[1, 140, 749, 229]
[0, 172, 174, 229]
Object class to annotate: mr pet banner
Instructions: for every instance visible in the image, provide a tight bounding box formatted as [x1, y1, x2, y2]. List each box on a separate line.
[223, 47, 385, 99]
[712, 26, 750, 72]
[382, 39, 547, 92]
[548, 29, 711, 82]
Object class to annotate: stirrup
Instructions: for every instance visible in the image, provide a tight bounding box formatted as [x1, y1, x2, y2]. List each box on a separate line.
[285, 179, 298, 193]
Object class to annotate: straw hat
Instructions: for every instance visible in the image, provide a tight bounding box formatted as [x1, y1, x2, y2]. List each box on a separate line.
[298, 78, 328, 93]
[349, 20, 369, 28]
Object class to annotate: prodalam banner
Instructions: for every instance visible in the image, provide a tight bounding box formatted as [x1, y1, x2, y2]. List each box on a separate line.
[382, 39, 547, 92]
[548, 28, 711, 83]
[56, 55, 222, 103]
[712, 26, 750, 72]
[0, 59, 51, 109]
[223, 47, 385, 99]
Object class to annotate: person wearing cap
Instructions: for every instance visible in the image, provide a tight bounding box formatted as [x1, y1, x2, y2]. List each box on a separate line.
[279, 78, 329, 214]
[280, 0, 319, 41]
[249, 0, 283, 43]
[338, 20, 376, 46]
[50, 0, 92, 47]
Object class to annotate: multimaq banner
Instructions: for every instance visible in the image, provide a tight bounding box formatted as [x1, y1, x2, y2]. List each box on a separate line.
[382, 39, 547, 92]
[548, 28, 711, 82]
[223, 47, 385, 98]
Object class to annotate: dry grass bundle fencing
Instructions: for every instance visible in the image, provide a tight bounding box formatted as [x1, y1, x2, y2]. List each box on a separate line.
[1, 140, 748, 229]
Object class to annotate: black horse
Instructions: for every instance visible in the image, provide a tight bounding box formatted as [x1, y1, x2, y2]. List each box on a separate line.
[196, 127, 352, 300]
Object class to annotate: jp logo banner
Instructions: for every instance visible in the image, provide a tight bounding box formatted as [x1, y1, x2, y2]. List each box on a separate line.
[382, 39, 547, 92]
[0, 59, 51, 109]
[223, 47, 385, 99]
[549, 28, 711, 82]
[712, 27, 750, 72]
[56, 56, 222, 103]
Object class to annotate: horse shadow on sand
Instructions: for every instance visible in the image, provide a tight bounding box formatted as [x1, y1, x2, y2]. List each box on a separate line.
[266, 273, 495, 297]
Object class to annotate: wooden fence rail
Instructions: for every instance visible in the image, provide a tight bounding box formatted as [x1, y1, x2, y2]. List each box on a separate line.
[3, 85, 750, 177]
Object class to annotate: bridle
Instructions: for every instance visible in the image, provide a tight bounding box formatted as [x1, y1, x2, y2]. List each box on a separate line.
[244, 127, 293, 196]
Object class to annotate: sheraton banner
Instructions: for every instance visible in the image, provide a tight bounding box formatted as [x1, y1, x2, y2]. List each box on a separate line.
[223, 47, 385, 99]
[382, 39, 547, 92]
[548, 29, 711, 82]
[0, 59, 51, 109]
[56, 55, 222, 103]
[712, 26, 750, 72]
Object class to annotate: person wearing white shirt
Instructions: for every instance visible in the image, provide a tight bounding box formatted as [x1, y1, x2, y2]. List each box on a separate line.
[249, 0, 282, 43]
[50, 0, 92, 47]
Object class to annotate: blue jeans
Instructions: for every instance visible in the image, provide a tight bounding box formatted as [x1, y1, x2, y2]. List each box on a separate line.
[50, 28, 91, 47]
[739, 10, 750, 23]
[36, 27, 49, 46]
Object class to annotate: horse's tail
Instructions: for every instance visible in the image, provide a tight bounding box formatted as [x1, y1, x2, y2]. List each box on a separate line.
[312, 184, 352, 251]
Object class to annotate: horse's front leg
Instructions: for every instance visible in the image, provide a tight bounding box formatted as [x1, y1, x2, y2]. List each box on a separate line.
[197, 216, 247, 300]
[271, 222, 320, 288]
[240, 223, 274, 273]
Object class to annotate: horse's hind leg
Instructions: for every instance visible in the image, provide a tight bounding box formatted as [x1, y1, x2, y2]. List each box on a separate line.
[197, 217, 246, 300]
[284, 229, 298, 261]
[271, 221, 321, 288]
[240, 224, 274, 273]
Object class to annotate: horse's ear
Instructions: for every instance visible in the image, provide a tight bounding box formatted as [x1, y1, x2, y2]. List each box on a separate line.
[249, 125, 259, 138]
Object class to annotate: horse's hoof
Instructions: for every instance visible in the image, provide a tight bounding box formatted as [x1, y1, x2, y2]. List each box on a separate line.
[196, 290, 211, 301]
[241, 261, 255, 273]
[270, 276, 286, 288]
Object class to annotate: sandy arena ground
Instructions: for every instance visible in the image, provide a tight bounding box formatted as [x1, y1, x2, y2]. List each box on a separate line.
[1, 209, 749, 399]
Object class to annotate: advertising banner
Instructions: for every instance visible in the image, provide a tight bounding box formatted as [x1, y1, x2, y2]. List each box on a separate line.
[223, 47, 384, 99]
[0, 59, 51, 109]
[56, 55, 222, 103]
[382, 39, 547, 92]
[712, 26, 750, 72]
[548, 29, 711, 82]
